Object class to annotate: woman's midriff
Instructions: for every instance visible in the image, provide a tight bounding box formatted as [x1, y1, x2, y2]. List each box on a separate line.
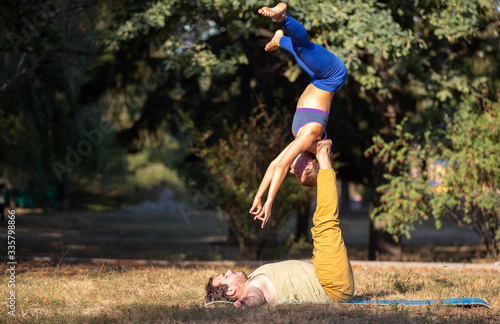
[296, 83, 335, 113]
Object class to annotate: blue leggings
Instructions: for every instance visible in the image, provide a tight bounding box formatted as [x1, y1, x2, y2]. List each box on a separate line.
[279, 15, 347, 93]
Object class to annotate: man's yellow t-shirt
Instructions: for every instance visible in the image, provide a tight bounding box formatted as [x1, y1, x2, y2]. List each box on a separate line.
[248, 260, 332, 304]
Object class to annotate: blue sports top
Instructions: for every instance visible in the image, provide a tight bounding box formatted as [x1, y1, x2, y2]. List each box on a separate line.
[292, 108, 329, 139]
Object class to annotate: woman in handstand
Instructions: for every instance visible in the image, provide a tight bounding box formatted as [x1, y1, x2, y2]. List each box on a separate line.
[251, 3, 347, 228]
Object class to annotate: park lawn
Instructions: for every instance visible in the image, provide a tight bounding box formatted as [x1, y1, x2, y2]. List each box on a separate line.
[1, 262, 498, 323]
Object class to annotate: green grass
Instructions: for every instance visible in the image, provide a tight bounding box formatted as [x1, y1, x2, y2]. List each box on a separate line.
[1, 262, 498, 323]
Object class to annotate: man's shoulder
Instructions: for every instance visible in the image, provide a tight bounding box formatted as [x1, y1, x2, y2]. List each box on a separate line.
[256, 260, 312, 270]
[250, 260, 313, 281]
[248, 272, 271, 285]
[246, 272, 277, 305]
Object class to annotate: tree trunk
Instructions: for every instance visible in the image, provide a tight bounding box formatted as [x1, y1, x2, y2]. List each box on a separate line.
[9, 193, 15, 209]
[238, 64, 251, 118]
[295, 204, 310, 242]
[227, 225, 239, 245]
[340, 177, 352, 215]
[58, 181, 70, 211]
[368, 149, 402, 260]
[369, 219, 403, 260]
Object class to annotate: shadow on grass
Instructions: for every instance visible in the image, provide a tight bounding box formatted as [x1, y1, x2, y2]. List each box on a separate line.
[5, 210, 240, 261]
[10, 301, 497, 324]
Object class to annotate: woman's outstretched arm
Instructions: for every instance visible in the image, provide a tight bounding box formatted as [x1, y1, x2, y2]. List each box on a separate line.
[254, 130, 318, 228]
[250, 142, 294, 215]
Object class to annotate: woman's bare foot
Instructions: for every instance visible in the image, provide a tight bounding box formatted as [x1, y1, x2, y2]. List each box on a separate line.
[265, 30, 283, 52]
[258, 2, 287, 23]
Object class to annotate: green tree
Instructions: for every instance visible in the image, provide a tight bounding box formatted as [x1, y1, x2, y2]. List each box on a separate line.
[96, 0, 412, 258]
[320, 0, 499, 259]
[367, 86, 499, 257]
[360, 0, 500, 259]
[0, 1, 126, 209]
[83, 0, 318, 255]
[76, 0, 499, 260]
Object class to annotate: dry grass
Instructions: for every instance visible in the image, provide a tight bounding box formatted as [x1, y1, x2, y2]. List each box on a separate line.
[1, 262, 498, 323]
[2, 209, 497, 322]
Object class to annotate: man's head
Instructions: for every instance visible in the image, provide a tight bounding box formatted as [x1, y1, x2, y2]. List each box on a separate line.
[205, 270, 248, 302]
[290, 152, 319, 187]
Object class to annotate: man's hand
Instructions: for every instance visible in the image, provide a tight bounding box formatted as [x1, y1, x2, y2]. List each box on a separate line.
[234, 298, 247, 308]
[233, 292, 266, 308]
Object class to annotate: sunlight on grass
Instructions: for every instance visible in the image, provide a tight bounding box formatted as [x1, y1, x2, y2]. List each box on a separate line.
[1, 263, 498, 323]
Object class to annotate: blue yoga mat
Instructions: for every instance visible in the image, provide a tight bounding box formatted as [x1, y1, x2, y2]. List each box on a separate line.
[205, 297, 490, 308]
[344, 298, 490, 308]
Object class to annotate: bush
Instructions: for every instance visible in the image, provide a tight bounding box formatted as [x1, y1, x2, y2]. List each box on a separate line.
[193, 106, 313, 258]
[366, 86, 500, 257]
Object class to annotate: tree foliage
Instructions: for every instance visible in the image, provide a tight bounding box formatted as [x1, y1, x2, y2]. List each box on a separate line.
[1, 0, 499, 259]
[193, 106, 313, 257]
[367, 86, 500, 256]
[0, 1, 126, 207]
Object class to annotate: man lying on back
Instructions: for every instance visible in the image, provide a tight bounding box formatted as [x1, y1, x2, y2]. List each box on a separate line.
[205, 139, 355, 307]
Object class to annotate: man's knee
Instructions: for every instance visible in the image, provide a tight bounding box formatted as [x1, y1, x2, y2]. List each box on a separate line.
[320, 280, 355, 303]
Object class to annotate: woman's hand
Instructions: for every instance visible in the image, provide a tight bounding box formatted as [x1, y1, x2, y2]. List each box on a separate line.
[253, 200, 272, 228]
[249, 197, 262, 215]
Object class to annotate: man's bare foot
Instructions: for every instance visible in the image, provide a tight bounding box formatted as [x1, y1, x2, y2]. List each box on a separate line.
[258, 2, 287, 23]
[265, 30, 283, 52]
[315, 139, 333, 170]
[316, 139, 332, 157]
